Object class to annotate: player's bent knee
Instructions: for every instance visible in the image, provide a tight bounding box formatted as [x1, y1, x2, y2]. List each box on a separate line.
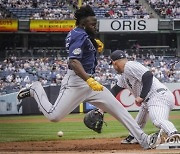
[49, 116, 61, 122]
[152, 119, 162, 128]
[48, 114, 62, 122]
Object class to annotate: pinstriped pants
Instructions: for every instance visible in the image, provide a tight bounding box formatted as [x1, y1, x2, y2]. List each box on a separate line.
[134, 90, 177, 136]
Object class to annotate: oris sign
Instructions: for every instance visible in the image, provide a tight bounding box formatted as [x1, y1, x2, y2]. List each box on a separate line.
[99, 19, 158, 32]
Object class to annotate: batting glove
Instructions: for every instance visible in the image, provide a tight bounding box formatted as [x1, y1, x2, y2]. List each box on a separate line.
[86, 77, 103, 91]
[95, 39, 104, 53]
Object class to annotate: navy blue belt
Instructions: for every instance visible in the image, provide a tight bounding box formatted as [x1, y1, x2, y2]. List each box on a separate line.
[144, 88, 167, 102]
[156, 88, 167, 93]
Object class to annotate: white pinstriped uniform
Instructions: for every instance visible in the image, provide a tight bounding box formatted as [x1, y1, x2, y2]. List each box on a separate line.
[117, 61, 177, 136]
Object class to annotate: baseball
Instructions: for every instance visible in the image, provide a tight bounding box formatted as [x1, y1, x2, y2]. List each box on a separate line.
[57, 131, 63, 137]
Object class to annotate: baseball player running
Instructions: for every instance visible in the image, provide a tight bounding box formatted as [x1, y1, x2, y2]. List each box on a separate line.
[17, 5, 158, 149]
[109, 50, 179, 144]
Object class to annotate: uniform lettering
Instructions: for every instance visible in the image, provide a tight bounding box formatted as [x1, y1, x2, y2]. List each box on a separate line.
[65, 32, 71, 48]
[126, 79, 132, 89]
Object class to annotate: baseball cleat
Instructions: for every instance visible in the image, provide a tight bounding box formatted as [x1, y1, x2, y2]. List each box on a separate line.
[147, 131, 162, 149]
[121, 135, 138, 144]
[17, 87, 31, 100]
[17, 86, 32, 112]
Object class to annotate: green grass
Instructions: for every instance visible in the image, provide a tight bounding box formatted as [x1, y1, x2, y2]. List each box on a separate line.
[0, 111, 179, 142]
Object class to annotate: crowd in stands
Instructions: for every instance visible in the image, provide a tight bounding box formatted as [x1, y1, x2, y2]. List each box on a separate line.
[0, 1, 13, 19]
[147, 0, 180, 18]
[0, 52, 179, 95]
[0, 0, 179, 19]
[72, 0, 151, 19]
[0, 0, 74, 19]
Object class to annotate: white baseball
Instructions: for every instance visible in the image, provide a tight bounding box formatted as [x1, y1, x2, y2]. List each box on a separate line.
[57, 131, 63, 137]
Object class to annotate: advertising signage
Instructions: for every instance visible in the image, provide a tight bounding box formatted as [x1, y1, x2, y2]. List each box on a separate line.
[99, 19, 158, 32]
[30, 20, 76, 32]
[0, 20, 18, 32]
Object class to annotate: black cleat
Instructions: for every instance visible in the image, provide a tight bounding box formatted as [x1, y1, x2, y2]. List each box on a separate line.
[17, 87, 31, 101]
[17, 86, 32, 112]
[121, 135, 138, 144]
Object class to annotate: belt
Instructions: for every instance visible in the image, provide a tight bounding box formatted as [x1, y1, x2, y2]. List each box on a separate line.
[68, 66, 94, 76]
[67, 69, 94, 78]
[144, 88, 167, 103]
[156, 88, 167, 93]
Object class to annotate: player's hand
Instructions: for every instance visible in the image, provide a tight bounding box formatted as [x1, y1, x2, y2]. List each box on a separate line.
[86, 77, 103, 91]
[95, 39, 104, 53]
[135, 97, 144, 106]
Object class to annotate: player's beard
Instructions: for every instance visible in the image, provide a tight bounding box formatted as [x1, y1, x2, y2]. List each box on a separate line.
[85, 28, 96, 38]
[86, 29, 98, 49]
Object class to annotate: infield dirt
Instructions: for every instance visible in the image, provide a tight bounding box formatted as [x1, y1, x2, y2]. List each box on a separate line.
[0, 138, 180, 154]
[1, 114, 180, 153]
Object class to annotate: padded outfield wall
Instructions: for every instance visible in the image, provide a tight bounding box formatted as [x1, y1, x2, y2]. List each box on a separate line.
[0, 83, 179, 115]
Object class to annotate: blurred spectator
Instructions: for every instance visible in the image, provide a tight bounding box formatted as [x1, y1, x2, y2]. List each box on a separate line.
[0, 50, 179, 95]
[147, 0, 179, 19]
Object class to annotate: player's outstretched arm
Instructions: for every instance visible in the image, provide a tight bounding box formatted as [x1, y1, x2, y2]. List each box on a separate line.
[136, 71, 153, 106]
[111, 84, 124, 96]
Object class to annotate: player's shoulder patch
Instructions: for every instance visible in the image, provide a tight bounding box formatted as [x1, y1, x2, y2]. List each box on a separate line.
[72, 48, 82, 55]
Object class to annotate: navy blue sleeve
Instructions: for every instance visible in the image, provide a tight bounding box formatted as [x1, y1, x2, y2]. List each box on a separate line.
[140, 71, 153, 99]
[68, 33, 87, 59]
[111, 84, 124, 97]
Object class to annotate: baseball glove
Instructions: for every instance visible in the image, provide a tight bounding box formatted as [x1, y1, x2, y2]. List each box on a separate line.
[84, 109, 105, 133]
[95, 39, 104, 53]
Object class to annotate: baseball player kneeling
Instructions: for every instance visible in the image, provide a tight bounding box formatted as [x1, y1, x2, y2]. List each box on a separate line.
[84, 50, 179, 145]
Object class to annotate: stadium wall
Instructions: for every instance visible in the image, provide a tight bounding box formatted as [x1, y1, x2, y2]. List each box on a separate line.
[0, 83, 179, 115]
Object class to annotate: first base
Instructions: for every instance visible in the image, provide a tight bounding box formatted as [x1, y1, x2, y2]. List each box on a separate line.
[156, 143, 180, 149]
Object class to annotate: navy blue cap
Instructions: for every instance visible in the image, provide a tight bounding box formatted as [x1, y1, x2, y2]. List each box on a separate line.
[109, 50, 126, 64]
